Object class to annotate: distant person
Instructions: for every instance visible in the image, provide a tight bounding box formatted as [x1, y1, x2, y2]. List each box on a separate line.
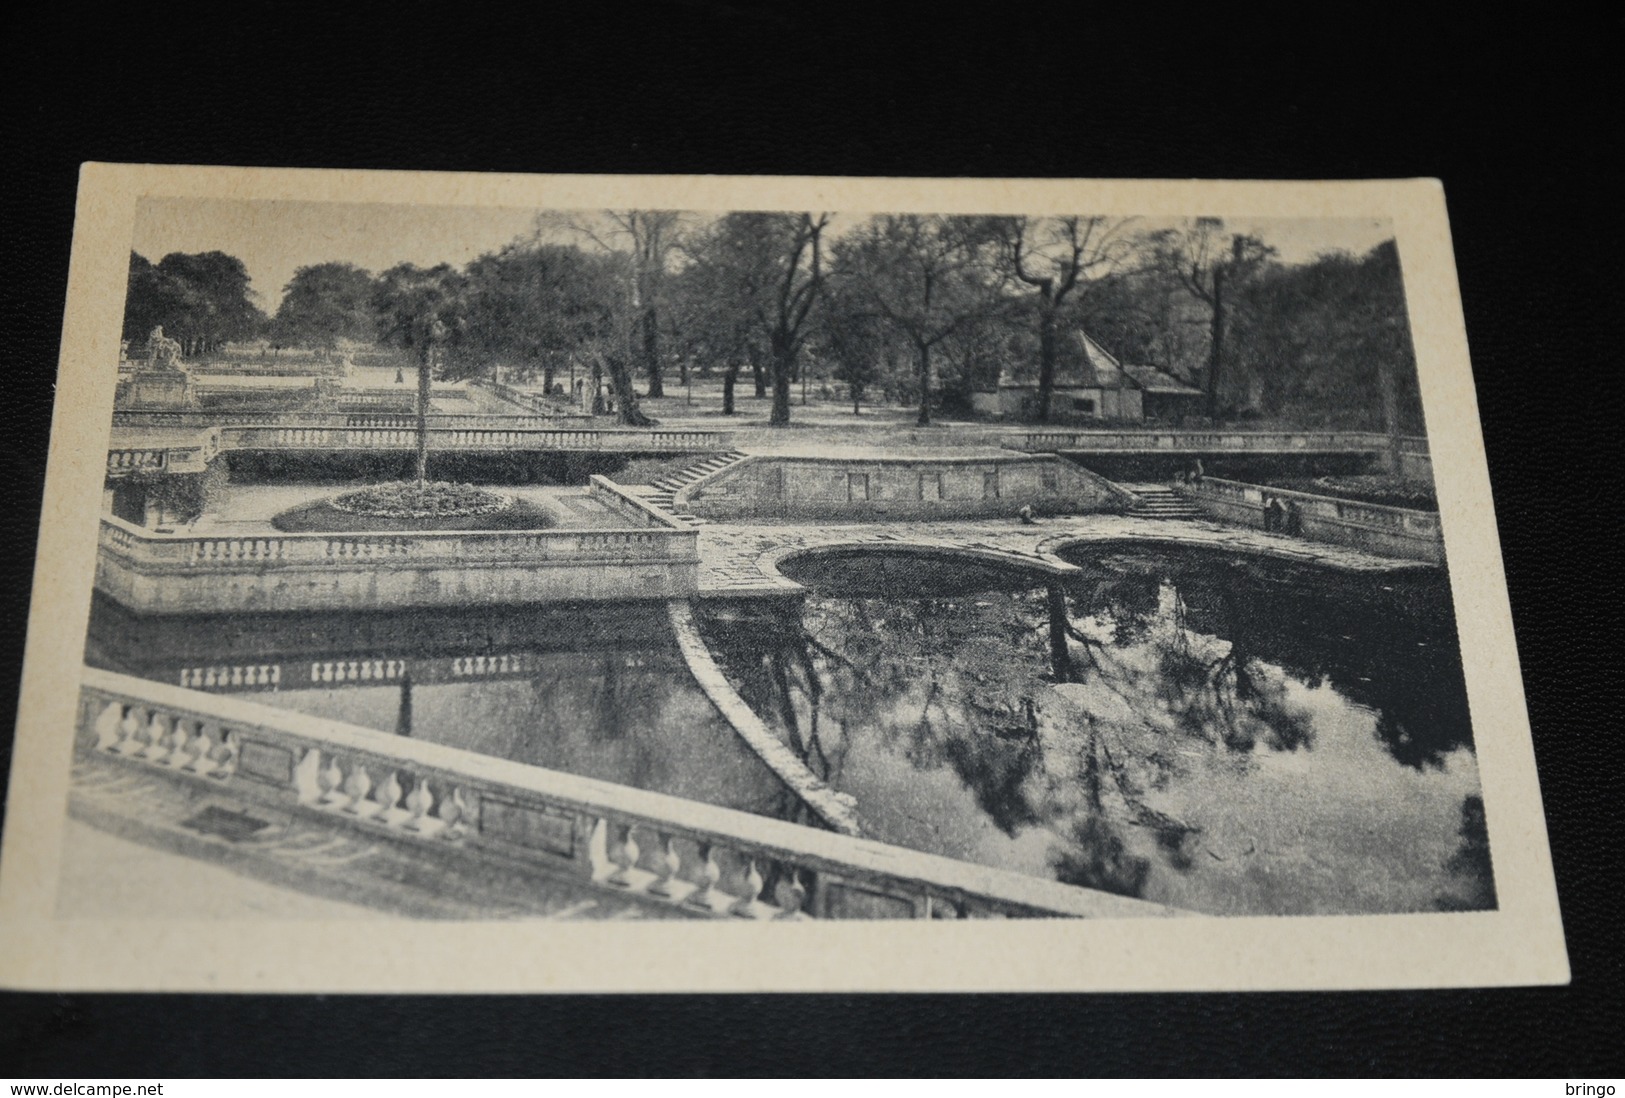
[1191, 458, 1205, 484]
[1018, 504, 1037, 525]
[395, 367, 404, 384]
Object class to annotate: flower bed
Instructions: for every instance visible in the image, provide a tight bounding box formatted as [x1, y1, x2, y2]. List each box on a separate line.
[329, 481, 513, 520]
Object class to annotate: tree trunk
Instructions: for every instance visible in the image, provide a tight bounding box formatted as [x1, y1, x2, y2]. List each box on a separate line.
[1036, 302, 1058, 423]
[395, 674, 414, 737]
[1047, 584, 1074, 683]
[541, 359, 556, 395]
[1378, 352, 1403, 475]
[852, 382, 863, 415]
[1207, 266, 1225, 422]
[915, 341, 933, 427]
[770, 336, 794, 427]
[604, 353, 656, 426]
[641, 306, 664, 398]
[722, 361, 739, 415]
[414, 346, 432, 485]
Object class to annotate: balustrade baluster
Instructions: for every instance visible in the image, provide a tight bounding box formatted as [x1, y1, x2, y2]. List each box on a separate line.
[341, 765, 374, 816]
[318, 754, 347, 805]
[115, 707, 145, 755]
[293, 747, 323, 802]
[210, 730, 239, 777]
[683, 842, 724, 912]
[436, 786, 469, 839]
[139, 713, 171, 761]
[373, 771, 405, 825]
[729, 857, 766, 918]
[646, 832, 683, 898]
[404, 776, 437, 833]
[605, 821, 641, 888]
[772, 869, 808, 919]
[179, 724, 212, 772]
[92, 701, 124, 751]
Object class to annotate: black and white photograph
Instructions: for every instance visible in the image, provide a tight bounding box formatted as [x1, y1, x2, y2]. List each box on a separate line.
[0, 168, 1567, 993]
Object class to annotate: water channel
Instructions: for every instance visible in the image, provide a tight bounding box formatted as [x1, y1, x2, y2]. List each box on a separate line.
[696, 545, 1494, 916]
[85, 542, 1494, 917]
[85, 597, 802, 823]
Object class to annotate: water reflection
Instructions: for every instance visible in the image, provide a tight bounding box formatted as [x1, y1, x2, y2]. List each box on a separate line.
[85, 595, 797, 820]
[698, 546, 1495, 916]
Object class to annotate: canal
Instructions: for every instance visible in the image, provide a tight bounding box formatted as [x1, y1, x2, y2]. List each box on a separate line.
[84, 597, 803, 825]
[83, 542, 1493, 917]
[696, 545, 1493, 916]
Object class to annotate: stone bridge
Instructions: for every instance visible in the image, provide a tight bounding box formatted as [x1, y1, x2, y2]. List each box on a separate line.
[1002, 428, 1411, 455]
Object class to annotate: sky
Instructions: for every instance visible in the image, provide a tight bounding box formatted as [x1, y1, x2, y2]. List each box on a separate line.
[131, 197, 1396, 312]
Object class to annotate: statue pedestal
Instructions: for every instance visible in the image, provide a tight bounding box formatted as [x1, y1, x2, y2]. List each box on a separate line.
[123, 370, 196, 409]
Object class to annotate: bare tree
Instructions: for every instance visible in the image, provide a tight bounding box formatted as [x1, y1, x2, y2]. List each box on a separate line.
[996, 216, 1137, 422]
[680, 212, 830, 426]
[837, 215, 1003, 427]
[537, 210, 688, 400]
[1151, 218, 1275, 421]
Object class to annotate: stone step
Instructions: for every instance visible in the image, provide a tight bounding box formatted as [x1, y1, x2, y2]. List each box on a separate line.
[641, 452, 752, 519]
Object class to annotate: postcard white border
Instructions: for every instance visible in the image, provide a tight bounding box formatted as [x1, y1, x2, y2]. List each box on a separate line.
[0, 166, 1568, 991]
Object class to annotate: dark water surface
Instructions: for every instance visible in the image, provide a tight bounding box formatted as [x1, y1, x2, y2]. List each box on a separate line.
[85, 598, 798, 822]
[86, 541, 1495, 916]
[697, 546, 1494, 916]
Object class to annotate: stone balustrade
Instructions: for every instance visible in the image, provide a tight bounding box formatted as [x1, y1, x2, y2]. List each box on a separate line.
[1177, 476, 1443, 562]
[1007, 429, 1391, 454]
[95, 511, 700, 612]
[107, 448, 168, 473]
[116, 410, 590, 430]
[476, 378, 584, 418]
[213, 423, 731, 454]
[105, 427, 222, 477]
[77, 667, 1173, 920]
[98, 516, 690, 569]
[587, 474, 691, 530]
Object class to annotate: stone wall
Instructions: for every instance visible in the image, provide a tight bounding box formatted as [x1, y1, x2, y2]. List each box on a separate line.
[1399, 449, 1432, 481]
[94, 517, 699, 613]
[679, 453, 1133, 521]
[1178, 477, 1444, 563]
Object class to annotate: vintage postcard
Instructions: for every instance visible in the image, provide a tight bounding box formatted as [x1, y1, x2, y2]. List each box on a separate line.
[0, 166, 1567, 991]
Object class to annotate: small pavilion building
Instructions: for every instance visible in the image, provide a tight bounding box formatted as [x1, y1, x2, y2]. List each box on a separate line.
[972, 330, 1204, 422]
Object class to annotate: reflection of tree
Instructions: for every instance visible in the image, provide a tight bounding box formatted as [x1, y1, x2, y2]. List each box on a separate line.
[1063, 548, 1474, 770]
[1059, 566, 1316, 757]
[1436, 794, 1497, 912]
[698, 548, 1477, 907]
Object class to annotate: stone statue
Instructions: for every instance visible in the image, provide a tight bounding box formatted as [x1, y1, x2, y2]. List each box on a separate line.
[146, 326, 185, 372]
[121, 325, 196, 409]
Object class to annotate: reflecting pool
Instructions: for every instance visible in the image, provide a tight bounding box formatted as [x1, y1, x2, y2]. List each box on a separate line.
[697, 546, 1495, 916]
[85, 597, 798, 822]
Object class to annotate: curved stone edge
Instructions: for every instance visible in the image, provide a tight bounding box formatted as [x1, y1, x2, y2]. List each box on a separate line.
[666, 599, 863, 837]
[1035, 523, 1439, 574]
[756, 538, 1082, 592]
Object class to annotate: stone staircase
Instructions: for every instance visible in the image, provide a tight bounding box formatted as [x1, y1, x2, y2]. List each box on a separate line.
[625, 450, 750, 527]
[1119, 482, 1208, 521]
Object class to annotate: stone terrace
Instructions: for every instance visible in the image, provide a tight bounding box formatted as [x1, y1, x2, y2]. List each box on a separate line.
[694, 513, 1435, 598]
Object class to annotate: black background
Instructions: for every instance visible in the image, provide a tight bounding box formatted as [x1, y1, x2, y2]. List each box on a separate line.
[2, 4, 1620, 1078]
